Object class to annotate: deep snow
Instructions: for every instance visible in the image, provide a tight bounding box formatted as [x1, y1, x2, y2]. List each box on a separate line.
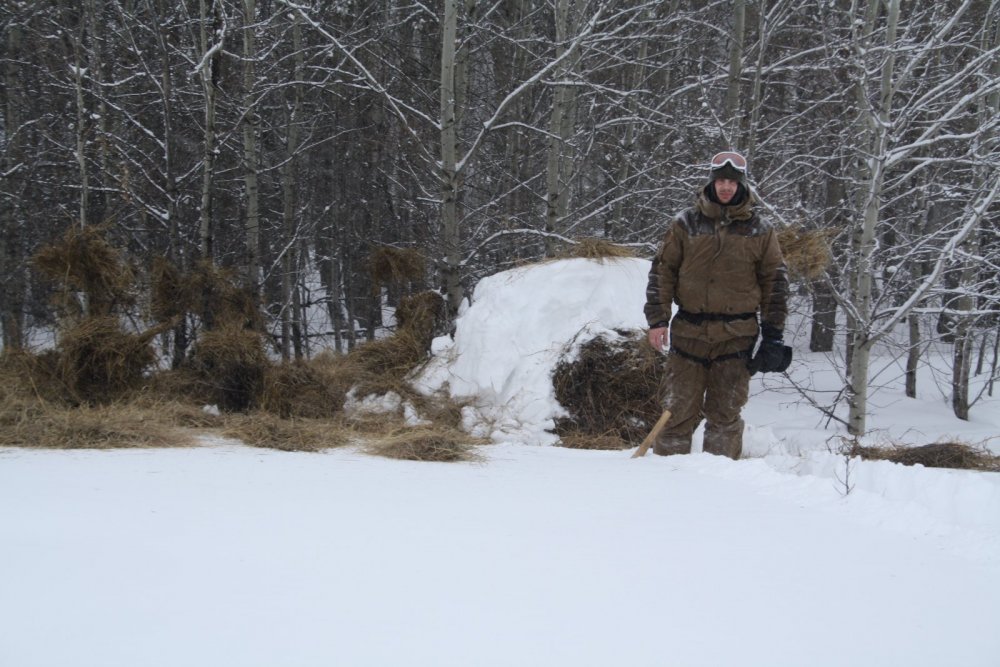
[2, 257, 999, 667]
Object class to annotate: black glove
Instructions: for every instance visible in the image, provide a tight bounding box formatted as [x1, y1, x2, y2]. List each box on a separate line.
[748, 327, 792, 375]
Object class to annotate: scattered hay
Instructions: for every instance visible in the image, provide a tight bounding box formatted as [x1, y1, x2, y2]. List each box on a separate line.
[777, 226, 833, 281]
[552, 331, 664, 444]
[365, 425, 482, 462]
[188, 324, 269, 412]
[558, 432, 631, 450]
[123, 391, 226, 429]
[222, 413, 350, 452]
[0, 402, 193, 449]
[850, 441, 1000, 471]
[33, 224, 135, 317]
[559, 238, 634, 260]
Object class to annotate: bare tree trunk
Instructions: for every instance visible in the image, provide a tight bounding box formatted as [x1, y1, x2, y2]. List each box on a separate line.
[847, 0, 898, 436]
[440, 0, 462, 317]
[544, 0, 578, 256]
[723, 0, 745, 147]
[198, 0, 223, 264]
[281, 13, 304, 360]
[952, 11, 999, 419]
[72, 7, 89, 230]
[242, 0, 261, 296]
[1, 21, 25, 350]
[905, 313, 920, 398]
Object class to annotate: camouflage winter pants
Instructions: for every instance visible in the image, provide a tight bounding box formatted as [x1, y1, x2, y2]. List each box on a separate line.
[653, 335, 754, 460]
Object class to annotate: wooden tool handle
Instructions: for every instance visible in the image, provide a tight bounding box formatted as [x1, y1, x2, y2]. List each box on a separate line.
[630, 409, 672, 459]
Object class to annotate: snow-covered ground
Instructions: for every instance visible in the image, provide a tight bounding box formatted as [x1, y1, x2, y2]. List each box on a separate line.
[3, 258, 999, 666]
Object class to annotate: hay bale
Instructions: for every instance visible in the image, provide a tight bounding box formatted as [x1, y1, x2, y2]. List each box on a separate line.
[33, 225, 135, 317]
[260, 360, 346, 419]
[552, 330, 664, 443]
[149, 257, 191, 322]
[395, 290, 447, 343]
[851, 441, 1000, 471]
[223, 413, 349, 452]
[559, 238, 634, 260]
[777, 226, 833, 281]
[349, 328, 429, 396]
[370, 246, 426, 291]
[57, 316, 158, 404]
[152, 259, 263, 330]
[365, 425, 481, 462]
[189, 324, 269, 412]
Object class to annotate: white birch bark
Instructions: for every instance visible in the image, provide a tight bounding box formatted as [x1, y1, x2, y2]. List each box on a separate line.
[847, 0, 898, 436]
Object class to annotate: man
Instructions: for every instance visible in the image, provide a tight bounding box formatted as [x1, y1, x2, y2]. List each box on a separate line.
[644, 150, 789, 459]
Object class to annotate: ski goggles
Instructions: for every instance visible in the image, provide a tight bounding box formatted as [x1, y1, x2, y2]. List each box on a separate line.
[710, 151, 747, 172]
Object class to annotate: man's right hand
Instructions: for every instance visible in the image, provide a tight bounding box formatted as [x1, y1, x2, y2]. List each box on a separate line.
[648, 326, 668, 351]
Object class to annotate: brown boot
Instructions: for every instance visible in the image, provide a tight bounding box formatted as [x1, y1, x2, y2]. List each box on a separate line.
[653, 436, 692, 456]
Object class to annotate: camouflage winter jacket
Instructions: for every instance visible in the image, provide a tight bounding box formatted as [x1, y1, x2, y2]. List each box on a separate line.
[644, 186, 788, 345]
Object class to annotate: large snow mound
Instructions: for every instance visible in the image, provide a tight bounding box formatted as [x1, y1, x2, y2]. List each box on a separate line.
[415, 257, 651, 445]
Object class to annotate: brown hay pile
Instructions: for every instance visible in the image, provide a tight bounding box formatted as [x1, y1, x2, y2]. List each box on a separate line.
[559, 238, 634, 260]
[777, 226, 832, 281]
[370, 246, 426, 291]
[348, 328, 430, 396]
[850, 441, 1000, 471]
[0, 349, 67, 404]
[34, 225, 135, 317]
[189, 324, 269, 412]
[395, 290, 447, 344]
[151, 259, 262, 329]
[57, 316, 160, 404]
[260, 360, 347, 419]
[222, 413, 350, 452]
[0, 402, 193, 449]
[552, 331, 665, 444]
[364, 425, 481, 462]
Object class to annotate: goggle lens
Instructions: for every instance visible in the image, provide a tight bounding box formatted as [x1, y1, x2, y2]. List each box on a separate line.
[710, 151, 747, 172]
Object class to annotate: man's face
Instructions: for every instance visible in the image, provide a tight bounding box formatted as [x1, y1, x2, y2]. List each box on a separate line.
[714, 178, 739, 204]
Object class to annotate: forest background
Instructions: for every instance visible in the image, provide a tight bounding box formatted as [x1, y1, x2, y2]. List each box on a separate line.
[1, 0, 998, 434]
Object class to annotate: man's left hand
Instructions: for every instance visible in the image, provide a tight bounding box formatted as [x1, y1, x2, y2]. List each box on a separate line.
[748, 338, 792, 374]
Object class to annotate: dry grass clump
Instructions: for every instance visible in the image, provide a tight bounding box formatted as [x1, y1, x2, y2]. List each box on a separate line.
[348, 328, 430, 396]
[849, 441, 1000, 471]
[34, 225, 135, 317]
[395, 290, 447, 345]
[777, 226, 833, 281]
[559, 238, 634, 260]
[259, 359, 347, 419]
[0, 348, 67, 404]
[364, 425, 482, 462]
[0, 402, 193, 449]
[222, 413, 351, 452]
[557, 432, 631, 450]
[370, 246, 426, 291]
[188, 324, 269, 412]
[151, 259, 262, 329]
[552, 331, 664, 444]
